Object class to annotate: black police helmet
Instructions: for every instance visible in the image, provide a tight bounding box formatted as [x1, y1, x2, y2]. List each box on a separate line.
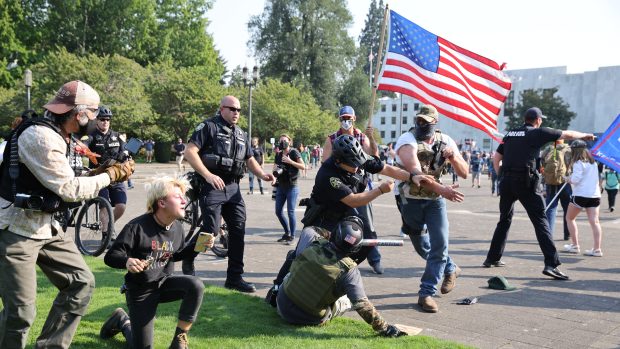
[332, 216, 364, 254]
[570, 140, 587, 149]
[332, 134, 369, 168]
[98, 105, 113, 119]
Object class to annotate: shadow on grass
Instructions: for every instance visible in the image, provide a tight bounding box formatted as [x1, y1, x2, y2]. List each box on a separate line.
[28, 257, 471, 349]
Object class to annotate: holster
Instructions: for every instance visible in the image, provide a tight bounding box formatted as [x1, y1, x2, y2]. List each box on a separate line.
[300, 198, 323, 225]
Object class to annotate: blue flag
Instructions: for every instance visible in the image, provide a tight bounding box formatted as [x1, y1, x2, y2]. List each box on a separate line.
[591, 114, 620, 172]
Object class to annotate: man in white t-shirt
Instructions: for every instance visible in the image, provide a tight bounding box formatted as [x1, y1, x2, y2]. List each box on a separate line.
[393, 105, 468, 313]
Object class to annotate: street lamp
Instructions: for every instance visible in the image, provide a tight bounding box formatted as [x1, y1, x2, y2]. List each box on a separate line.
[242, 65, 259, 141]
[24, 69, 32, 110]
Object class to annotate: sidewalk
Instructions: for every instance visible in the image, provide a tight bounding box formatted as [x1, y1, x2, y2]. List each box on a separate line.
[123, 162, 620, 349]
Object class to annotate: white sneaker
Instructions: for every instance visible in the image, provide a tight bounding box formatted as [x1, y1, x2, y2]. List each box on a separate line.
[583, 249, 603, 257]
[562, 244, 580, 254]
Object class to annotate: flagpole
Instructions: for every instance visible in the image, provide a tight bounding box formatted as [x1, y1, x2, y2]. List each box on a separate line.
[367, 4, 389, 128]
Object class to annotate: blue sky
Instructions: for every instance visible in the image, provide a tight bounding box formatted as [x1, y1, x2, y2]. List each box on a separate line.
[207, 0, 620, 75]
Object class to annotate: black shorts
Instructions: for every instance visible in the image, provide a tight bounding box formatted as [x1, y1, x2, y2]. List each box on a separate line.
[99, 183, 127, 206]
[570, 196, 600, 208]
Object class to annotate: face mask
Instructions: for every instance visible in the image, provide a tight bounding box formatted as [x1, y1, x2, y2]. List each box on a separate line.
[279, 140, 289, 149]
[414, 123, 436, 141]
[341, 120, 353, 130]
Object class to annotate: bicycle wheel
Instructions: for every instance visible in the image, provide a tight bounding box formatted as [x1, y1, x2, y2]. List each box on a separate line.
[75, 197, 114, 256]
[181, 199, 200, 242]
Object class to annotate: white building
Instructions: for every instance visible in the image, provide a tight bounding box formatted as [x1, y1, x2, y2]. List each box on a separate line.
[372, 65, 620, 151]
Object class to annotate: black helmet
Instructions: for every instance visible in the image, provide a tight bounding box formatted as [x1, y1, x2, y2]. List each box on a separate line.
[332, 216, 364, 254]
[332, 134, 369, 168]
[570, 140, 587, 149]
[98, 105, 113, 119]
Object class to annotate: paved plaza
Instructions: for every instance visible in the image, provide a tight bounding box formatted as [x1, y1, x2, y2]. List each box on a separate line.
[119, 162, 620, 349]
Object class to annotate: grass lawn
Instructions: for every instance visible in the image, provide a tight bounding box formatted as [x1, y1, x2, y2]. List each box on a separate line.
[18, 257, 471, 348]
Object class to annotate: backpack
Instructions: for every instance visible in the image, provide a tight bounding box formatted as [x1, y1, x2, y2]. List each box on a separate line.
[543, 144, 568, 185]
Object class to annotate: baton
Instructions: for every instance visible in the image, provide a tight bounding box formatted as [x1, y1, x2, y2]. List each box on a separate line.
[544, 182, 569, 213]
[359, 239, 404, 247]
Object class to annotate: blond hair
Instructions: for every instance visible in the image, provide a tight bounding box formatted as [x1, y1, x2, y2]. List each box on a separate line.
[145, 175, 189, 213]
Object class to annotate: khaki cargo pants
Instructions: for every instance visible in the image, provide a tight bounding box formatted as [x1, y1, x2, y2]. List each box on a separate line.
[0, 228, 95, 349]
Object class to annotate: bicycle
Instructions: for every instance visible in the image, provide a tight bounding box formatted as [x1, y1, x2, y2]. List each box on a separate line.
[54, 196, 115, 257]
[181, 171, 228, 257]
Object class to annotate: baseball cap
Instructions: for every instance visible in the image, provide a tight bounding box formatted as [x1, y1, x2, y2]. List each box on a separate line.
[339, 106, 355, 117]
[416, 104, 439, 123]
[524, 107, 547, 120]
[43, 80, 100, 114]
[487, 276, 517, 291]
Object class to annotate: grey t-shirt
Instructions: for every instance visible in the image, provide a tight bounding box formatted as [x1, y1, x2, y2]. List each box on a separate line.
[277, 227, 366, 325]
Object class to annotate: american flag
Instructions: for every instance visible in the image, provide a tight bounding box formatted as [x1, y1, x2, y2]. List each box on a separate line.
[377, 10, 512, 141]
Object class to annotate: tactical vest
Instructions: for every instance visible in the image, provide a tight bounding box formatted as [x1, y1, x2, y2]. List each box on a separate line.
[198, 115, 247, 178]
[88, 129, 122, 168]
[400, 130, 448, 199]
[283, 239, 356, 318]
[0, 118, 75, 212]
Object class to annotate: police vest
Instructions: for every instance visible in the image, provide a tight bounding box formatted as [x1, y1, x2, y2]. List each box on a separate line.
[400, 130, 448, 199]
[88, 129, 122, 168]
[0, 118, 75, 212]
[283, 239, 356, 318]
[198, 115, 247, 178]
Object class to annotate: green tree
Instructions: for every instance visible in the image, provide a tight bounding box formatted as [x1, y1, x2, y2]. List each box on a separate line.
[249, 78, 338, 146]
[338, 65, 373, 125]
[248, 0, 356, 111]
[504, 88, 576, 131]
[146, 61, 224, 142]
[357, 0, 384, 76]
[0, 1, 30, 87]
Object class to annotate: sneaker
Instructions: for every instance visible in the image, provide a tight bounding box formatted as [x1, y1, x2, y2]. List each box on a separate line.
[610, 207, 615, 212]
[247, 191, 254, 195]
[370, 261, 384, 274]
[100, 308, 130, 339]
[562, 244, 580, 254]
[441, 265, 461, 294]
[169, 332, 189, 349]
[482, 259, 506, 268]
[583, 249, 603, 257]
[277, 234, 291, 243]
[417, 296, 438, 313]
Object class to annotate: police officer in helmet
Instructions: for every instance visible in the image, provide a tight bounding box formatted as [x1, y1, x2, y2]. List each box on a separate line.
[85, 105, 128, 222]
[484, 107, 595, 280]
[183, 95, 275, 293]
[276, 216, 407, 337]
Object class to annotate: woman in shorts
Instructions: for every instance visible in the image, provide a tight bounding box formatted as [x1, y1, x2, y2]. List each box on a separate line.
[562, 141, 603, 257]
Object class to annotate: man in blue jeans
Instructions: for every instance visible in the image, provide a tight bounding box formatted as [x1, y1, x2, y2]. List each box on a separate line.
[394, 105, 469, 313]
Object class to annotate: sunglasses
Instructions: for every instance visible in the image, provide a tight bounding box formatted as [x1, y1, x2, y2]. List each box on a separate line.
[223, 106, 242, 113]
[339, 115, 354, 121]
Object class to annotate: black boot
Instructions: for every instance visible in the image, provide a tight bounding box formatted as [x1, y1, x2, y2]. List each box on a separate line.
[100, 308, 130, 339]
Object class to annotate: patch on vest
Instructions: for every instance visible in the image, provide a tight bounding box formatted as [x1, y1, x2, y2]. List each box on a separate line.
[330, 177, 343, 189]
[194, 123, 205, 132]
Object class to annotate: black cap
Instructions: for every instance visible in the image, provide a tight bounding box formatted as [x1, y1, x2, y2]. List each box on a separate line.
[524, 107, 547, 120]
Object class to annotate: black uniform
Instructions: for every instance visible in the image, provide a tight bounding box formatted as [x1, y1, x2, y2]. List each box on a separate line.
[486, 124, 562, 267]
[272, 156, 384, 286]
[186, 113, 252, 281]
[86, 128, 127, 204]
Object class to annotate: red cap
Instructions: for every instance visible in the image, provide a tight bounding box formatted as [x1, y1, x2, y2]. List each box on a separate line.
[43, 80, 100, 114]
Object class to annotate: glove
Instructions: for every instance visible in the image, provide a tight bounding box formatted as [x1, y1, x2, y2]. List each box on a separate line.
[105, 159, 135, 183]
[380, 324, 405, 337]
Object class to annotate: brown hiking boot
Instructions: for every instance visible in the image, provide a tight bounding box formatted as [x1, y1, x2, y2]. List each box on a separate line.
[417, 296, 438, 313]
[169, 332, 189, 349]
[441, 265, 461, 294]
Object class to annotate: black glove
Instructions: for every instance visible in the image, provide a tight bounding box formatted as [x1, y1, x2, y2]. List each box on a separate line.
[380, 324, 405, 337]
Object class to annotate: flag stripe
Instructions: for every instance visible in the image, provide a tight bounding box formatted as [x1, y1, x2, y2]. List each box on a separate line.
[382, 54, 499, 127]
[377, 10, 511, 140]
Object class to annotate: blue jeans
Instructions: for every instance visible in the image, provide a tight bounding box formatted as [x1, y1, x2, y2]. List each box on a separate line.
[401, 197, 454, 297]
[275, 185, 299, 237]
[248, 171, 263, 192]
[545, 183, 572, 239]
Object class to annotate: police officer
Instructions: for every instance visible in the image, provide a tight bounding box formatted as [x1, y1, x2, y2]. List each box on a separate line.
[276, 216, 406, 337]
[484, 107, 595, 280]
[86, 106, 128, 221]
[183, 95, 275, 293]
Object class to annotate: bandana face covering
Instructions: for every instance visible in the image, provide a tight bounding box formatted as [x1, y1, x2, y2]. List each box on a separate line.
[414, 123, 436, 141]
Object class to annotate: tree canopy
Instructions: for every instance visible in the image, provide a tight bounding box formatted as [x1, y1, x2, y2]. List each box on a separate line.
[504, 88, 576, 131]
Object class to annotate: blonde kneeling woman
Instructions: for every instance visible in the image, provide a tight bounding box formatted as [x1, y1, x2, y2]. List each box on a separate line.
[562, 140, 603, 256]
